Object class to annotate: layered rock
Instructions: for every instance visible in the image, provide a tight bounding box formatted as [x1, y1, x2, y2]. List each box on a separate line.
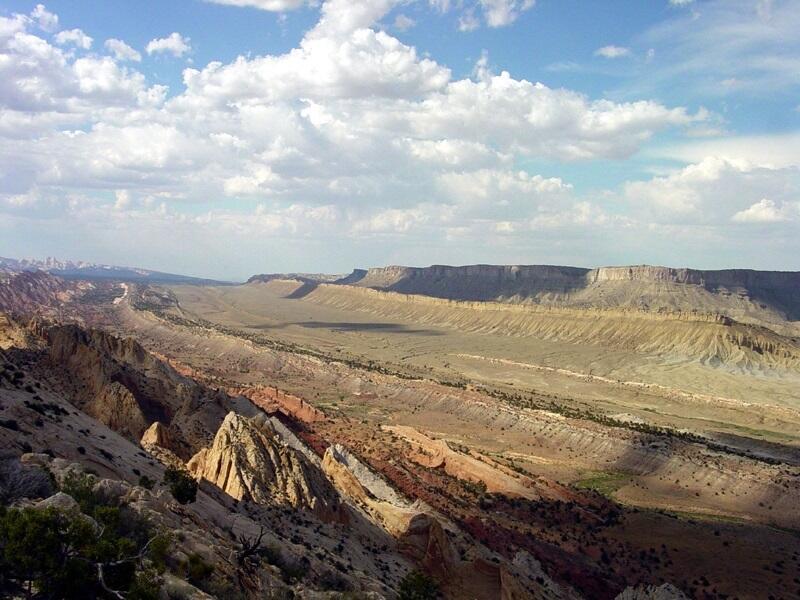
[327, 263, 800, 327]
[232, 385, 327, 423]
[322, 443, 422, 536]
[299, 283, 800, 370]
[0, 270, 85, 315]
[188, 412, 343, 521]
[27, 321, 236, 457]
[387, 426, 559, 500]
[345, 264, 590, 301]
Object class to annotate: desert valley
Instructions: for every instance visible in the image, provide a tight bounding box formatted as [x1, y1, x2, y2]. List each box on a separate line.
[1, 258, 799, 599]
[2, 1, 799, 598]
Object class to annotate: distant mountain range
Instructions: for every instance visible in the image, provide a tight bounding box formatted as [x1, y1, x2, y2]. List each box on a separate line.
[0, 256, 228, 285]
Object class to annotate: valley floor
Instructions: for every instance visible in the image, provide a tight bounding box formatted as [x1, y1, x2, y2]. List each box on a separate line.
[93, 285, 800, 598]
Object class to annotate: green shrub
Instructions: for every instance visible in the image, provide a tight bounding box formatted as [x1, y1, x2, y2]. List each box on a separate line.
[127, 568, 161, 600]
[398, 570, 439, 600]
[163, 467, 197, 505]
[60, 471, 98, 513]
[0, 495, 169, 599]
[185, 552, 214, 584]
[0, 506, 97, 598]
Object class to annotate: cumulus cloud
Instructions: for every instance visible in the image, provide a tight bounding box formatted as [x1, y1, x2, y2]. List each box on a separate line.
[30, 4, 58, 32]
[624, 157, 800, 224]
[7, 0, 769, 275]
[146, 32, 191, 57]
[105, 38, 142, 62]
[595, 45, 630, 59]
[54, 28, 93, 50]
[732, 198, 796, 223]
[479, 0, 535, 28]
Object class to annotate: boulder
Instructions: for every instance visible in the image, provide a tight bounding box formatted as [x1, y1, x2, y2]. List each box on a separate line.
[36, 491, 79, 512]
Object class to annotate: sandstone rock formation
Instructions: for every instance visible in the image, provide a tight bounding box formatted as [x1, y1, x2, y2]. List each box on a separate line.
[387, 425, 557, 500]
[322, 443, 423, 536]
[25, 320, 240, 457]
[140, 421, 184, 468]
[296, 283, 800, 370]
[189, 412, 343, 521]
[141, 421, 171, 447]
[232, 385, 327, 423]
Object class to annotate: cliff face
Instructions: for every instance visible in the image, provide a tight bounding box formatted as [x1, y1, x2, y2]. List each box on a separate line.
[329, 264, 800, 327]
[589, 265, 800, 290]
[350, 264, 591, 301]
[24, 321, 236, 457]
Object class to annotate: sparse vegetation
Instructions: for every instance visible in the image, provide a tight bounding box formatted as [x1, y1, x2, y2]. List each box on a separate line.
[0, 467, 169, 600]
[162, 467, 197, 505]
[398, 570, 439, 600]
[574, 471, 630, 497]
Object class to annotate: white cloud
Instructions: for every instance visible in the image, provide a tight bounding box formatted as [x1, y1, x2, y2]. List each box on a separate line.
[54, 28, 92, 50]
[624, 157, 800, 224]
[393, 14, 416, 31]
[30, 4, 58, 32]
[479, 0, 535, 28]
[458, 10, 480, 32]
[659, 131, 800, 169]
[3, 0, 750, 275]
[146, 32, 191, 57]
[669, 0, 694, 6]
[595, 45, 630, 59]
[114, 189, 131, 210]
[204, 0, 307, 10]
[732, 198, 796, 223]
[431, 0, 534, 30]
[105, 38, 142, 62]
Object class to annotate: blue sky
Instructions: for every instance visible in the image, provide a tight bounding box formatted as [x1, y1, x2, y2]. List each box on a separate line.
[0, 0, 798, 279]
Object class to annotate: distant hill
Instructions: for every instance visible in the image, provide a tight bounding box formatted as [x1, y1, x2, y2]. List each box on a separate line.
[0, 256, 229, 285]
[246, 272, 346, 285]
[286, 263, 800, 334]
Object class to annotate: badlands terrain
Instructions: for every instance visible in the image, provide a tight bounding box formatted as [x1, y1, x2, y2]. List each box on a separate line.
[1, 262, 799, 599]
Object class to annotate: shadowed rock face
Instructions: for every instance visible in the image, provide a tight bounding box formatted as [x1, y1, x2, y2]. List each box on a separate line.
[20, 320, 238, 457]
[348, 264, 591, 300]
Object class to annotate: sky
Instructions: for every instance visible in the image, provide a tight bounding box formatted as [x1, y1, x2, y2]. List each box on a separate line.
[1, 0, 799, 280]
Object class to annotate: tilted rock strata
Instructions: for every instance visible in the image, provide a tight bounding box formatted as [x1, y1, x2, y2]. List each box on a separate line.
[188, 412, 343, 522]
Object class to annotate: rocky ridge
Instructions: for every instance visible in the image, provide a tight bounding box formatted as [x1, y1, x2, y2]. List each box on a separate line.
[188, 412, 344, 522]
[295, 264, 800, 331]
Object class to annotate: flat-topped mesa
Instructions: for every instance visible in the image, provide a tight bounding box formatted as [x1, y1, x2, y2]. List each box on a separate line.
[347, 264, 591, 300]
[588, 265, 800, 289]
[320, 263, 800, 327]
